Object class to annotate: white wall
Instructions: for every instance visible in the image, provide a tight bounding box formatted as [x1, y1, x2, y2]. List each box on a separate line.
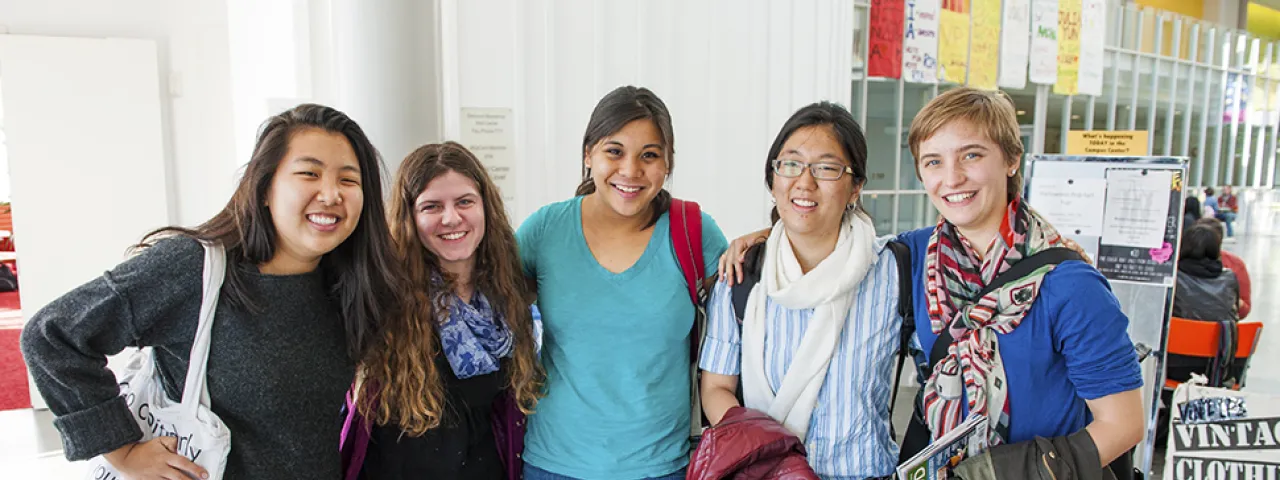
[0, 34, 173, 409]
[441, 0, 856, 239]
[0, 0, 240, 227]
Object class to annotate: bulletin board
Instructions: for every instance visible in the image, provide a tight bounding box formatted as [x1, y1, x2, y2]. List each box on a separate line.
[1024, 154, 1190, 477]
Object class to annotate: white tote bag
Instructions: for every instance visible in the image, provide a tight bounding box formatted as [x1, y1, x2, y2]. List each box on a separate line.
[85, 242, 232, 480]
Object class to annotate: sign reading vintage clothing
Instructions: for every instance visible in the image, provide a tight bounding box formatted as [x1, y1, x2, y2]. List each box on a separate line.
[1164, 382, 1280, 480]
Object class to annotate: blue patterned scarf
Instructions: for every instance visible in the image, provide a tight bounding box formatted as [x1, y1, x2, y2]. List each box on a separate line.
[439, 291, 513, 379]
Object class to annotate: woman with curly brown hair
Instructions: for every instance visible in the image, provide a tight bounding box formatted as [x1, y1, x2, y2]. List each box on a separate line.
[352, 142, 543, 480]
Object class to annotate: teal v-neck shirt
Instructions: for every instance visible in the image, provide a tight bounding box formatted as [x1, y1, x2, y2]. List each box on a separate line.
[516, 196, 727, 479]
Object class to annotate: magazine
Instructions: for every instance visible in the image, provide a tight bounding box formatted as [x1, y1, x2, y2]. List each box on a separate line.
[896, 414, 990, 480]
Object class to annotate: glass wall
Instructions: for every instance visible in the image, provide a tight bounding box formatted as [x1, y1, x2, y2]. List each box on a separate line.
[851, 2, 1280, 234]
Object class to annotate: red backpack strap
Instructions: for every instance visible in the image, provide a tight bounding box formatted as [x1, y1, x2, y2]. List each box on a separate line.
[669, 198, 704, 305]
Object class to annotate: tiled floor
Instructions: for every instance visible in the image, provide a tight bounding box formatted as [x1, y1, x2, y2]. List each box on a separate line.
[0, 409, 83, 478]
[1223, 233, 1280, 395]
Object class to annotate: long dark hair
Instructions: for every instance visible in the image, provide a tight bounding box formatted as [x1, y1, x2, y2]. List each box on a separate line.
[575, 86, 675, 228]
[361, 142, 543, 435]
[764, 102, 869, 223]
[1184, 197, 1203, 222]
[141, 104, 400, 360]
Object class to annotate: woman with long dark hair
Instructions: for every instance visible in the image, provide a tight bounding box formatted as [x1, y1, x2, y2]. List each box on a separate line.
[516, 86, 728, 479]
[22, 104, 401, 479]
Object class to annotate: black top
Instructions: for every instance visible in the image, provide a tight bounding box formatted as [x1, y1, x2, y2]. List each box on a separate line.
[361, 351, 507, 480]
[21, 237, 354, 479]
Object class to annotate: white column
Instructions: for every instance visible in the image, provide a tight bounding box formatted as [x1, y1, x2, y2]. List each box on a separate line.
[309, 0, 444, 172]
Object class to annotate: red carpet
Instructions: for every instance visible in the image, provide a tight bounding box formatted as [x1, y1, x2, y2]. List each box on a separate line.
[0, 328, 31, 410]
[0, 289, 29, 411]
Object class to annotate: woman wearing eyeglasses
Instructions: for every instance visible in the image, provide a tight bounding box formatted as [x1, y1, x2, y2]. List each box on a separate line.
[697, 102, 901, 478]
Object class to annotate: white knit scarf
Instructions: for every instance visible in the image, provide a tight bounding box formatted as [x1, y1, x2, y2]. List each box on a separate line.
[740, 210, 878, 438]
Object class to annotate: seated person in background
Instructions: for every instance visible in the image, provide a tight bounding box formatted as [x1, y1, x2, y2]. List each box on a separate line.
[1216, 185, 1239, 238]
[1183, 197, 1202, 232]
[1168, 222, 1240, 386]
[1196, 217, 1250, 319]
[1202, 187, 1220, 218]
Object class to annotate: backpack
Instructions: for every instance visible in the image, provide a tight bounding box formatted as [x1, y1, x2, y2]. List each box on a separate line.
[728, 239, 917, 436]
[668, 198, 709, 438]
[0, 264, 16, 292]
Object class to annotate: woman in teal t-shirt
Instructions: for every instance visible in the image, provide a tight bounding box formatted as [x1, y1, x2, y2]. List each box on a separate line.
[516, 86, 727, 480]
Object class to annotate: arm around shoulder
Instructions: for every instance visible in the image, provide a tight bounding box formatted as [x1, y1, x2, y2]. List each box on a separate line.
[698, 281, 744, 425]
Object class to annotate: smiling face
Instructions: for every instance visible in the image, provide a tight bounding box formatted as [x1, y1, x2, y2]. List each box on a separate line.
[263, 127, 364, 272]
[584, 119, 669, 220]
[771, 125, 860, 241]
[917, 119, 1012, 246]
[414, 170, 486, 279]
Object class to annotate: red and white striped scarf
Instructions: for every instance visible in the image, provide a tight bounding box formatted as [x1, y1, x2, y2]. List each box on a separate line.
[921, 197, 1084, 444]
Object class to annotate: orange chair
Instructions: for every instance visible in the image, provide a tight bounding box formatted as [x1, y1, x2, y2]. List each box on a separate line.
[1163, 317, 1264, 390]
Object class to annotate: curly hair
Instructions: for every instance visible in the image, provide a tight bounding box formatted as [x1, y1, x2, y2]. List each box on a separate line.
[358, 142, 543, 435]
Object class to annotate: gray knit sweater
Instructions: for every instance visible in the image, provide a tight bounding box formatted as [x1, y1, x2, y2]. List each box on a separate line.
[21, 237, 354, 479]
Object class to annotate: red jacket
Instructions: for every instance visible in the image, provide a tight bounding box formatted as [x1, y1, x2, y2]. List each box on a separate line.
[1219, 193, 1239, 213]
[687, 407, 820, 480]
[1221, 250, 1251, 319]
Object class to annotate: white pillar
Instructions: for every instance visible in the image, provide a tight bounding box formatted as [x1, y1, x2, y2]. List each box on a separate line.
[307, 0, 443, 173]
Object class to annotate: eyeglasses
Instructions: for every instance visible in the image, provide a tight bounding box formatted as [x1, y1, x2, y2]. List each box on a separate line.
[771, 159, 854, 181]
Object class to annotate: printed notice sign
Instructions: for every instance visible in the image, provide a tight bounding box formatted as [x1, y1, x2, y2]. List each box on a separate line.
[1096, 169, 1180, 286]
[1066, 130, 1151, 156]
[1101, 169, 1171, 249]
[1029, 178, 1107, 236]
[459, 107, 516, 204]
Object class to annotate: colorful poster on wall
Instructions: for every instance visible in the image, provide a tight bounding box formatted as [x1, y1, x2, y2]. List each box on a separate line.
[998, 0, 1031, 89]
[939, 0, 971, 83]
[1029, 0, 1059, 85]
[1053, 0, 1082, 95]
[969, 0, 1002, 89]
[1076, 0, 1107, 96]
[869, 0, 906, 79]
[1222, 73, 1251, 124]
[903, 0, 941, 84]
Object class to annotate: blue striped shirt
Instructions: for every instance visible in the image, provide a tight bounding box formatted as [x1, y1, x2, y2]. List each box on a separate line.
[699, 236, 902, 479]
